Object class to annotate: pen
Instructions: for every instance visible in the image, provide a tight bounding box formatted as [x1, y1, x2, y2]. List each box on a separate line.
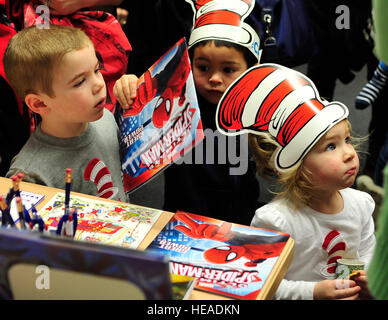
[64, 168, 72, 215]
[15, 196, 26, 229]
[0, 195, 14, 227]
[5, 187, 14, 207]
[12, 175, 27, 228]
[57, 208, 77, 237]
[0, 195, 7, 226]
[12, 175, 21, 196]
[29, 205, 45, 232]
[57, 169, 77, 237]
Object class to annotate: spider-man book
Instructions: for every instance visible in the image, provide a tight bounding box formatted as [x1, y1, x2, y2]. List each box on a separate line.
[147, 211, 294, 300]
[119, 38, 204, 193]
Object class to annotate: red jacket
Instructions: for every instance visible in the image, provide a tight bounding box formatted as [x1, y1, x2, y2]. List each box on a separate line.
[1, 0, 131, 128]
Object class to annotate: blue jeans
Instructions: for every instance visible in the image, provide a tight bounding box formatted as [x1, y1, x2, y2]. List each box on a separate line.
[375, 132, 388, 186]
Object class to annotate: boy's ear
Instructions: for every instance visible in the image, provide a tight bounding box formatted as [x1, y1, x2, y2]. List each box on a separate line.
[24, 93, 49, 115]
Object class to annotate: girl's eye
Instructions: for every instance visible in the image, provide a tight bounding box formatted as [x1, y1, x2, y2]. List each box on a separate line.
[345, 136, 351, 144]
[74, 78, 85, 87]
[325, 143, 335, 151]
[95, 65, 101, 73]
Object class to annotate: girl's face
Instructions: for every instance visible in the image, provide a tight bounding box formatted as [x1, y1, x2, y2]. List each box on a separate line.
[302, 120, 359, 192]
[192, 42, 249, 105]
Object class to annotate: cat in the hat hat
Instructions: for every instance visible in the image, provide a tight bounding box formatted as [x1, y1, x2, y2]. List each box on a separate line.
[162, 0, 262, 223]
[216, 63, 375, 300]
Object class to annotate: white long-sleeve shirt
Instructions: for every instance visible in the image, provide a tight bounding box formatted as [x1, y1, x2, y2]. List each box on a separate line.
[251, 188, 376, 300]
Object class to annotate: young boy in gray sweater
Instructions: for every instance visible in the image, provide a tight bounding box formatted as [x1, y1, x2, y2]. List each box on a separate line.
[4, 25, 128, 202]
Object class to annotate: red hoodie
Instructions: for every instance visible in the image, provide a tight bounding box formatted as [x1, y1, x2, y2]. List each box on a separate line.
[1, 0, 131, 129]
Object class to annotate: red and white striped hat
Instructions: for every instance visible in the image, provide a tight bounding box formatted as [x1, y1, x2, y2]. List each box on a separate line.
[216, 63, 349, 171]
[186, 0, 261, 62]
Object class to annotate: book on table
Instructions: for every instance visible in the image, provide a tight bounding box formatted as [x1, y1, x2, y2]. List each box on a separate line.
[147, 211, 294, 300]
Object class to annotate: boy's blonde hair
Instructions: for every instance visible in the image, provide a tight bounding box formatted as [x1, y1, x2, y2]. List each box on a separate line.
[4, 25, 93, 100]
[248, 119, 357, 209]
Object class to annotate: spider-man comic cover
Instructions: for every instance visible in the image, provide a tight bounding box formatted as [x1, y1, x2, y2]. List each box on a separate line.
[119, 38, 204, 193]
[147, 211, 291, 300]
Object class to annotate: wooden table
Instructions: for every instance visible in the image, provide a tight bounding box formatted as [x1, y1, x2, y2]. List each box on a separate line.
[0, 177, 294, 300]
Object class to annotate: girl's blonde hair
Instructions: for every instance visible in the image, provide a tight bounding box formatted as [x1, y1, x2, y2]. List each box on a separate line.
[248, 119, 359, 209]
[4, 25, 93, 100]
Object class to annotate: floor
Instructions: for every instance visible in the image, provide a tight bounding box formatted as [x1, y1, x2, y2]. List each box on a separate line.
[129, 64, 372, 210]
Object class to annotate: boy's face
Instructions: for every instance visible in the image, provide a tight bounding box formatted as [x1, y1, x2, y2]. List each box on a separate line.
[43, 45, 106, 136]
[192, 42, 248, 105]
[303, 120, 359, 192]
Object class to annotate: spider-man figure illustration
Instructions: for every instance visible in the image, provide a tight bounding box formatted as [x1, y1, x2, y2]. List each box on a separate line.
[174, 213, 289, 267]
[123, 42, 191, 128]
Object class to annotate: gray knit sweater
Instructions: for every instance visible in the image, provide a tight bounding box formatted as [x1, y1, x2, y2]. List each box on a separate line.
[6, 110, 128, 202]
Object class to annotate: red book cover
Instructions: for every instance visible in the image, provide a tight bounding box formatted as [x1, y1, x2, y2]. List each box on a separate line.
[119, 38, 204, 193]
[148, 211, 291, 300]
